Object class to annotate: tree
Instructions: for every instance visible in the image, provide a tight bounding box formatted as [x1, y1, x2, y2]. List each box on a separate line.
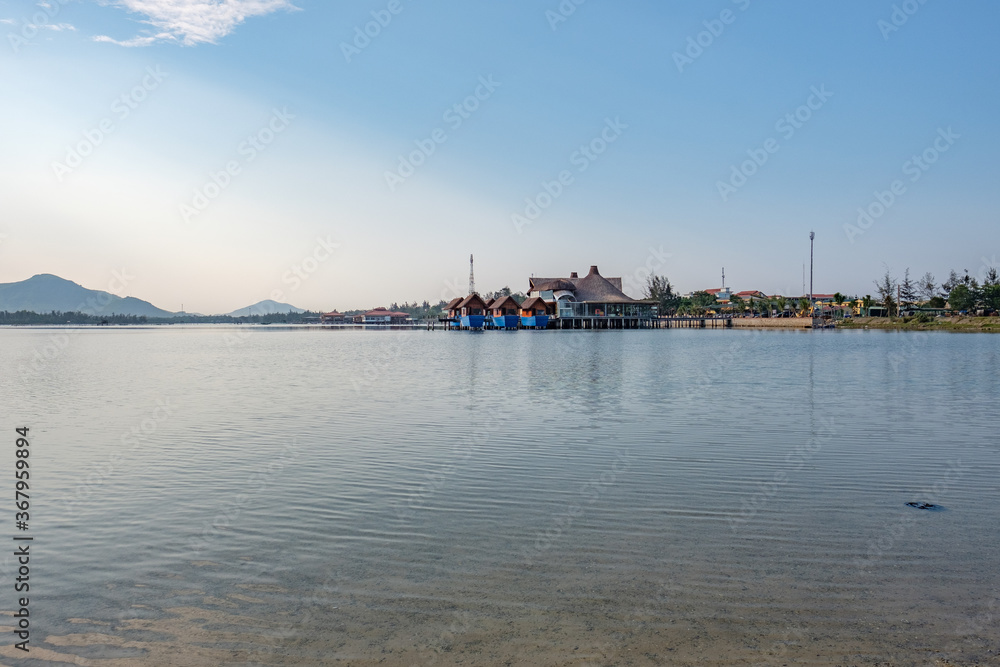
[862, 295, 872, 316]
[941, 269, 961, 297]
[776, 296, 787, 316]
[948, 284, 975, 312]
[798, 297, 810, 316]
[900, 268, 918, 307]
[981, 284, 1000, 312]
[875, 270, 898, 316]
[962, 275, 982, 311]
[985, 267, 999, 287]
[919, 272, 937, 301]
[832, 292, 845, 317]
[644, 275, 680, 315]
[691, 291, 718, 309]
[730, 294, 746, 314]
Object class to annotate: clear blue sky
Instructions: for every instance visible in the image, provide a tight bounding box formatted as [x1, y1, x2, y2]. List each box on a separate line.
[1, 0, 997, 312]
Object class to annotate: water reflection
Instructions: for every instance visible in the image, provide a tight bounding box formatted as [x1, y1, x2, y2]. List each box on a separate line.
[0, 327, 997, 665]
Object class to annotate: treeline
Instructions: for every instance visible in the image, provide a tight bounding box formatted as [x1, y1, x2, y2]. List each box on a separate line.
[0, 310, 151, 325]
[641, 265, 1000, 319]
[875, 267, 1000, 315]
[643, 276, 736, 316]
[384, 300, 445, 320]
[0, 310, 327, 325]
[149, 311, 325, 324]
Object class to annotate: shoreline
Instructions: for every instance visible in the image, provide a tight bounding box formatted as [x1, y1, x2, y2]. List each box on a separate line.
[3, 316, 1000, 333]
[836, 315, 1000, 332]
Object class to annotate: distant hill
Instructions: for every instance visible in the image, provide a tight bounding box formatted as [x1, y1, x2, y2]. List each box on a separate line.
[0, 274, 175, 317]
[224, 300, 305, 317]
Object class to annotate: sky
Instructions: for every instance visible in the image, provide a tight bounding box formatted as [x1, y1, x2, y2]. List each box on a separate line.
[0, 0, 998, 313]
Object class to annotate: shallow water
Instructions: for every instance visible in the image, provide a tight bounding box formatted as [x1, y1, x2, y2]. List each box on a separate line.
[1, 326, 998, 665]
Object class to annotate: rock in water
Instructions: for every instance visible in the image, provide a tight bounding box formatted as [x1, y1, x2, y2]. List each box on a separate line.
[905, 501, 943, 511]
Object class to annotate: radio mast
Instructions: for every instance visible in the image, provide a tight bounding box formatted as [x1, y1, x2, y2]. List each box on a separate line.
[469, 254, 475, 295]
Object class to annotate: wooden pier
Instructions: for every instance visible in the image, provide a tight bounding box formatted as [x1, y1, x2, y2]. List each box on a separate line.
[435, 315, 826, 331]
[653, 316, 733, 329]
[554, 317, 654, 329]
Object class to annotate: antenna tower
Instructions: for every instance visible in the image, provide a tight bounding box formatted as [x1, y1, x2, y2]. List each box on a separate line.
[469, 254, 475, 295]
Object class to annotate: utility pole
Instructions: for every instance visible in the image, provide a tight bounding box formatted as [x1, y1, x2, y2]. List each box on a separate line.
[809, 231, 815, 316]
[722, 267, 725, 290]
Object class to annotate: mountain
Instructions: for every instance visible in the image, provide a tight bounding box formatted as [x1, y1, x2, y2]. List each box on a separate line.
[224, 300, 306, 317]
[0, 274, 175, 317]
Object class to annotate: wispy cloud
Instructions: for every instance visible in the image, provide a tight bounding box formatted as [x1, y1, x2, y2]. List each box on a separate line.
[1, 17, 75, 29]
[93, 0, 297, 47]
[93, 31, 173, 47]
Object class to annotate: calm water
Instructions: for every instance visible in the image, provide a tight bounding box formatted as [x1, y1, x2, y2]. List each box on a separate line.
[1, 326, 998, 665]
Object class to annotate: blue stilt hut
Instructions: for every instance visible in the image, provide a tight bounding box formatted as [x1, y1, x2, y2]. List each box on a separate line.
[490, 295, 521, 330]
[456, 293, 488, 329]
[519, 296, 551, 329]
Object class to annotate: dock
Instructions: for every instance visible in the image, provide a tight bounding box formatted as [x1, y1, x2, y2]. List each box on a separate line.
[436, 315, 829, 331]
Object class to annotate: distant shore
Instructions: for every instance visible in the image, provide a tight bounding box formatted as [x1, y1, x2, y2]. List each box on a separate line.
[837, 316, 1000, 332]
[5, 315, 1000, 333]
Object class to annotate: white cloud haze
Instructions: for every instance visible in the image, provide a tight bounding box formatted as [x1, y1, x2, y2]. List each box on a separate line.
[93, 0, 296, 46]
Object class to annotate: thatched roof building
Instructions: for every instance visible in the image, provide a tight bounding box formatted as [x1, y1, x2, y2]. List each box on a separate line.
[528, 265, 656, 320]
[529, 265, 635, 303]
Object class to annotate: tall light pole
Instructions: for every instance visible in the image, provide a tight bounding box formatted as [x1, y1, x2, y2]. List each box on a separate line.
[809, 231, 815, 317]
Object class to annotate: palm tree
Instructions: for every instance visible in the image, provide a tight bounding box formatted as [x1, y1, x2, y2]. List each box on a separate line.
[776, 296, 787, 317]
[798, 297, 810, 316]
[832, 292, 845, 318]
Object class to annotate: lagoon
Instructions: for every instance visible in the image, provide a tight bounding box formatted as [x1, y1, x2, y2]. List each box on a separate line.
[2, 326, 998, 665]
